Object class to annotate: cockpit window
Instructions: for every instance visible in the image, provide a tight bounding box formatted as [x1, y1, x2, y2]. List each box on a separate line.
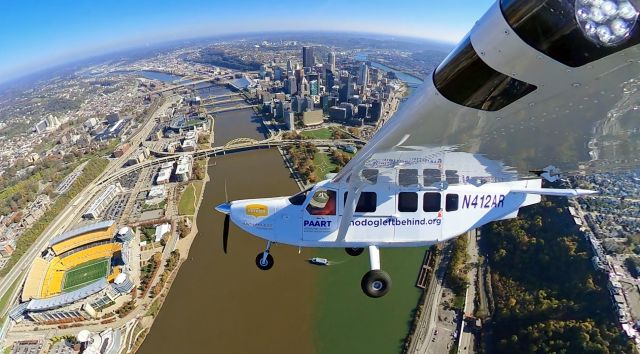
[433, 36, 537, 111]
[306, 189, 337, 215]
[289, 187, 311, 205]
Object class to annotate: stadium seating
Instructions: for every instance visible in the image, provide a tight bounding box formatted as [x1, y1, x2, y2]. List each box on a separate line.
[39, 243, 123, 298]
[22, 258, 49, 301]
[50, 225, 115, 255]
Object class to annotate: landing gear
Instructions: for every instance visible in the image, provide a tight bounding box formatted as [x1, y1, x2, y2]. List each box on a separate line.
[361, 270, 392, 298]
[360, 245, 392, 298]
[255, 241, 274, 270]
[345, 247, 364, 256]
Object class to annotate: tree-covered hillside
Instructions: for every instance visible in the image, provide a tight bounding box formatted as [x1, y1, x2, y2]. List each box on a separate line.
[482, 198, 633, 353]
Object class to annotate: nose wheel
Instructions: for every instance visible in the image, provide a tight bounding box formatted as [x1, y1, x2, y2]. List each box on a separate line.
[256, 241, 274, 270]
[361, 245, 392, 298]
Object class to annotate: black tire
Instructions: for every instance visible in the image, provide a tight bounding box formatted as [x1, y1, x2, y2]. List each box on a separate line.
[345, 247, 364, 256]
[361, 269, 392, 298]
[255, 253, 274, 271]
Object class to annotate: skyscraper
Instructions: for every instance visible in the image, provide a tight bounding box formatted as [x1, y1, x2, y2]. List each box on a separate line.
[359, 62, 369, 86]
[339, 74, 352, 103]
[286, 59, 293, 76]
[325, 69, 335, 91]
[302, 46, 315, 68]
[328, 52, 336, 72]
[300, 77, 310, 96]
[309, 80, 319, 96]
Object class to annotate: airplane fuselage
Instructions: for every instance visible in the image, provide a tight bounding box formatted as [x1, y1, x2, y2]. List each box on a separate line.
[227, 178, 542, 248]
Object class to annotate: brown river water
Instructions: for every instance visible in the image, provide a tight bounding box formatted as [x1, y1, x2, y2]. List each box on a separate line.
[138, 92, 318, 353]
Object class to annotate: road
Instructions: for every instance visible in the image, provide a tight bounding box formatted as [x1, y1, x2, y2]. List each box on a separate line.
[406, 248, 451, 354]
[420, 247, 455, 354]
[0, 96, 175, 324]
[458, 229, 479, 354]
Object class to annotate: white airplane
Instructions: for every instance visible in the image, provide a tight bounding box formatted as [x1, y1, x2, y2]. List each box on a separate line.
[216, 0, 639, 297]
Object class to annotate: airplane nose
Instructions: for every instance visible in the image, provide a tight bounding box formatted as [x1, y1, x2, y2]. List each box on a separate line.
[215, 202, 231, 215]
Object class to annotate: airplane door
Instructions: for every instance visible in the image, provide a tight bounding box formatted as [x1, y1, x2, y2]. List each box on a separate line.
[302, 189, 338, 241]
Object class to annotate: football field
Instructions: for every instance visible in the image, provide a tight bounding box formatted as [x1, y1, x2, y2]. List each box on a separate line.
[62, 258, 110, 292]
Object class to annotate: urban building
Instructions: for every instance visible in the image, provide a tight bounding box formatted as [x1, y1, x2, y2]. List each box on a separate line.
[339, 102, 354, 119]
[357, 104, 369, 119]
[310, 80, 319, 96]
[175, 155, 192, 182]
[112, 143, 130, 158]
[302, 46, 315, 68]
[327, 52, 336, 72]
[105, 112, 120, 124]
[83, 184, 122, 220]
[329, 106, 347, 122]
[285, 110, 295, 131]
[154, 223, 171, 242]
[370, 100, 382, 121]
[181, 138, 196, 152]
[302, 110, 323, 127]
[359, 62, 369, 86]
[127, 147, 150, 166]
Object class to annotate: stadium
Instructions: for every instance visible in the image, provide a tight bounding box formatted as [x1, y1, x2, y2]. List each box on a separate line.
[10, 221, 135, 324]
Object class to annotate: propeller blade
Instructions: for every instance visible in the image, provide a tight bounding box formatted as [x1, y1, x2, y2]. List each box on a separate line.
[224, 179, 229, 203]
[223, 214, 230, 254]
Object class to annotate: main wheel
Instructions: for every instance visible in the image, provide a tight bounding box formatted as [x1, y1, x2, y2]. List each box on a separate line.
[255, 253, 274, 270]
[361, 269, 392, 298]
[345, 247, 364, 256]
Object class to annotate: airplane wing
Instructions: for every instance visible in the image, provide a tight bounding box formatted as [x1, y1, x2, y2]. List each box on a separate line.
[334, 0, 640, 184]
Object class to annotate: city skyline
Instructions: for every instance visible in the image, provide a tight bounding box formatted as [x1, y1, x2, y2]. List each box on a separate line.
[0, 0, 493, 84]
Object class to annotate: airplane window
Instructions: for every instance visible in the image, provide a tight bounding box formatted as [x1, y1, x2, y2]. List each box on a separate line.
[446, 194, 459, 212]
[501, 0, 640, 67]
[423, 169, 441, 185]
[344, 192, 377, 213]
[398, 169, 419, 186]
[445, 170, 460, 185]
[289, 187, 311, 205]
[362, 169, 378, 184]
[306, 189, 336, 215]
[433, 36, 537, 111]
[398, 192, 418, 212]
[423, 192, 441, 212]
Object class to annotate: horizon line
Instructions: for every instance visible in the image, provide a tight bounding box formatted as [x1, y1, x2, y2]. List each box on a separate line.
[0, 29, 458, 89]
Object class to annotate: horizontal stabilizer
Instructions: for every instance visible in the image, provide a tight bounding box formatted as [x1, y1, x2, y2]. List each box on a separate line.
[509, 188, 597, 197]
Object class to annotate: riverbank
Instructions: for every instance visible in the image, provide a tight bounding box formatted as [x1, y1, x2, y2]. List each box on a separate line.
[130, 147, 211, 352]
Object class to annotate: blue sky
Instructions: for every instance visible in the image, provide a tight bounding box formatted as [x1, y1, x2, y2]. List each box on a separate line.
[0, 0, 493, 83]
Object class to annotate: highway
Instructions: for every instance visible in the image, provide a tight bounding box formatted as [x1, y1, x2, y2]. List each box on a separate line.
[0, 96, 176, 322]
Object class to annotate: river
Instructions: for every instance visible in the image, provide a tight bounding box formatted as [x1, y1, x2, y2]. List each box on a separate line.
[138, 85, 423, 353]
[354, 53, 424, 88]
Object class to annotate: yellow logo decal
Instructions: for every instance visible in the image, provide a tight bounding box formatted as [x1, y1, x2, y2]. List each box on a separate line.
[245, 204, 269, 217]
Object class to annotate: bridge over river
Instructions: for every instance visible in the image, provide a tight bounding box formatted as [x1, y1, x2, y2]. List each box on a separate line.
[98, 133, 365, 186]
